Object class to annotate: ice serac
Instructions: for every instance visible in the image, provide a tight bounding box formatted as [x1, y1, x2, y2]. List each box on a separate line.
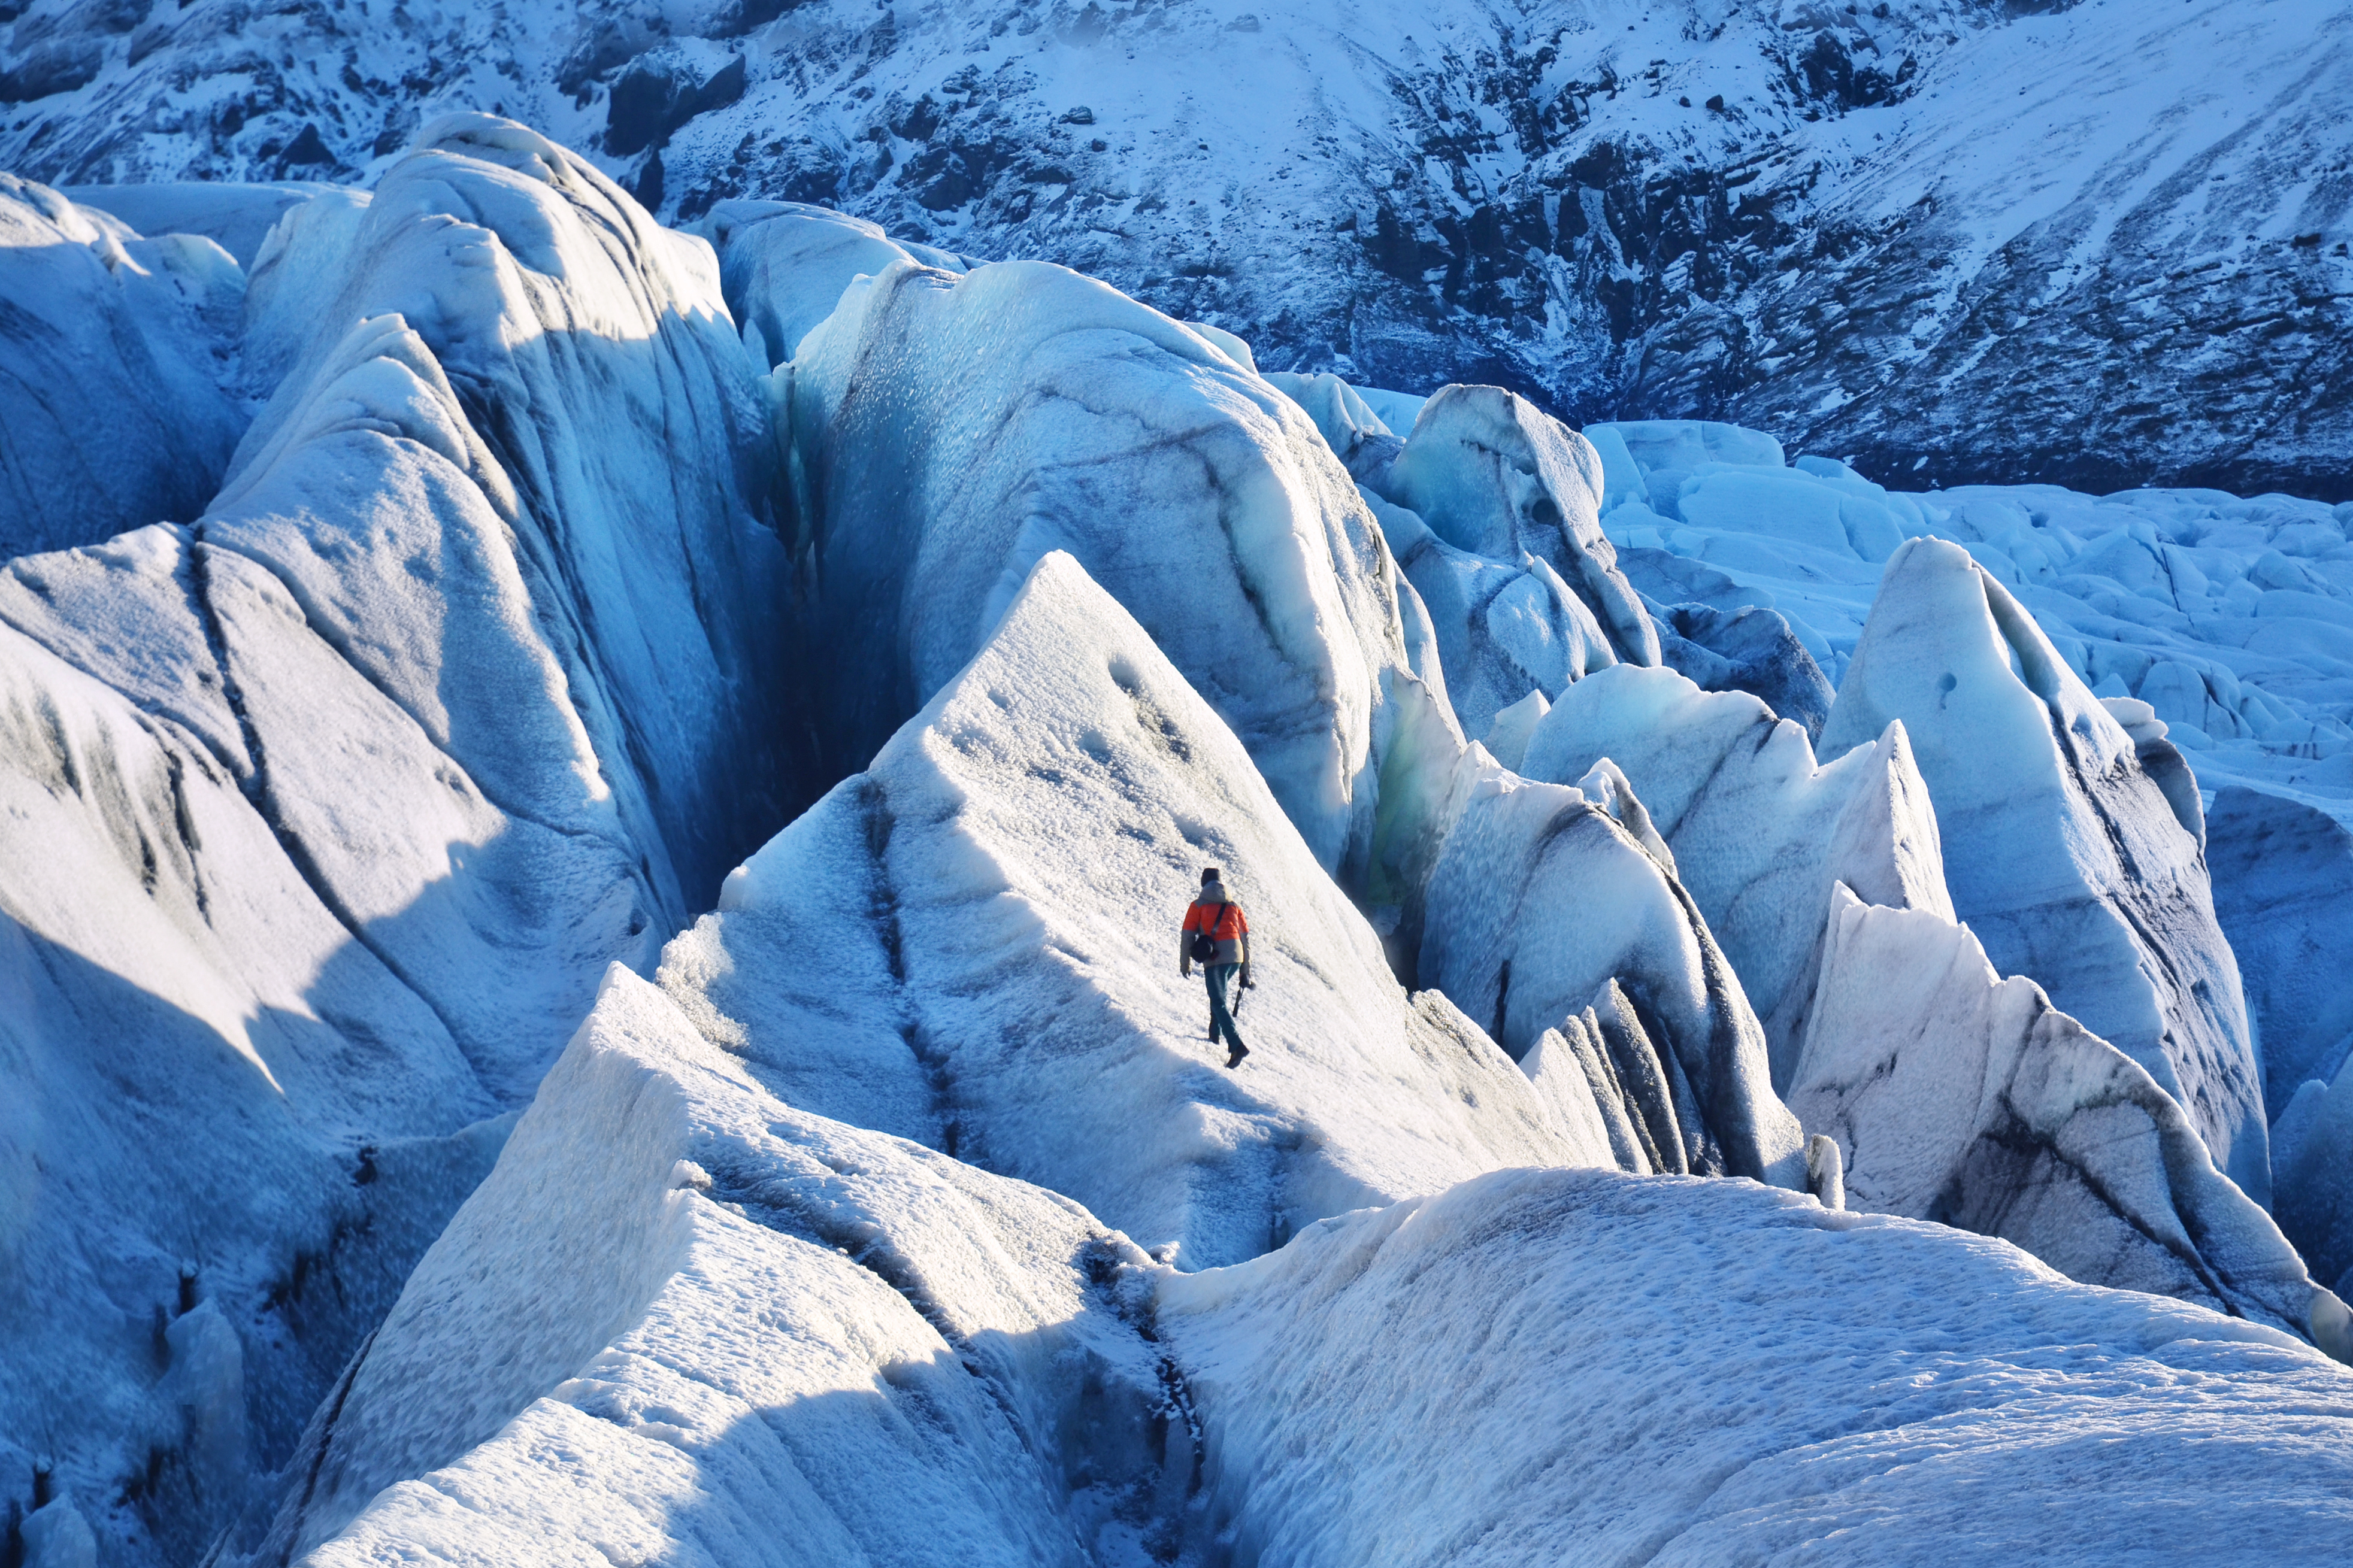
[689, 198, 971, 371]
[264, 966, 1180, 1568]
[2273, 1057, 2353, 1305]
[2204, 785, 2353, 1120]
[1822, 536, 2269, 1199]
[1383, 384, 1660, 673]
[1158, 1166, 2353, 1567]
[1522, 662, 1950, 1087]
[775, 243, 1434, 881]
[0, 174, 246, 557]
[0, 116, 805, 1554]
[1789, 887, 2345, 1354]
[661, 551, 1572, 1269]
[1414, 751, 1806, 1188]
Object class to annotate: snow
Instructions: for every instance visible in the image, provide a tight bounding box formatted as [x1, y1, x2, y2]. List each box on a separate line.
[1157, 1165, 2353, 1567]
[773, 239, 1437, 881]
[0, 174, 246, 557]
[661, 551, 1574, 1270]
[1789, 886, 2339, 1347]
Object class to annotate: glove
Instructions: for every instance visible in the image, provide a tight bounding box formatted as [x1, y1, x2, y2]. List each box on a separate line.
[1241, 965, 1253, 990]
[1180, 960, 1192, 979]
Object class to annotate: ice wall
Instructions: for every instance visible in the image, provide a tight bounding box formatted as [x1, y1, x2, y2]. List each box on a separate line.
[1822, 537, 2269, 1199]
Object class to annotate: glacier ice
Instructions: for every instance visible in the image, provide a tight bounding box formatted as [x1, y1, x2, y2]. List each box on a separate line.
[1413, 747, 1806, 1188]
[688, 197, 971, 371]
[1158, 1164, 2353, 1567]
[1789, 886, 2340, 1347]
[660, 551, 1573, 1269]
[771, 239, 1437, 881]
[1521, 663, 1950, 1086]
[2206, 784, 2353, 1119]
[1822, 536, 2270, 1200]
[0, 174, 246, 557]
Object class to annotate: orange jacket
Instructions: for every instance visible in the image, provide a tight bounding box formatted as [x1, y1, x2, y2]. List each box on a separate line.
[1182, 897, 1250, 967]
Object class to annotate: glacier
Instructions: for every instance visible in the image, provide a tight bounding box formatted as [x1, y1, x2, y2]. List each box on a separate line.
[2, 84, 2352, 1568]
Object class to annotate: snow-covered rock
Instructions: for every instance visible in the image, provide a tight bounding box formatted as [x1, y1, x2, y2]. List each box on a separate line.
[1788, 887, 2343, 1350]
[1414, 750, 1807, 1188]
[0, 174, 246, 557]
[1521, 663, 1950, 1086]
[659, 551, 1572, 1270]
[2206, 785, 2353, 1120]
[1822, 536, 2270, 1199]
[1158, 1164, 2353, 1567]
[773, 241, 1437, 880]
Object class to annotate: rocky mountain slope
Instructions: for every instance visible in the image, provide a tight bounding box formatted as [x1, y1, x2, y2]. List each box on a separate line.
[3, 0, 2346, 499]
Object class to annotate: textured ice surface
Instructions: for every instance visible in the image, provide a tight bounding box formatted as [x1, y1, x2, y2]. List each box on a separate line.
[1823, 538, 2269, 1199]
[1415, 748, 1807, 1189]
[1790, 887, 2339, 1345]
[1158, 1165, 2353, 1568]
[2206, 785, 2353, 1118]
[774, 246, 1439, 881]
[661, 552, 1571, 1270]
[0, 174, 246, 556]
[265, 966, 1176, 1568]
[0, 117, 804, 1553]
[1521, 664, 1950, 1085]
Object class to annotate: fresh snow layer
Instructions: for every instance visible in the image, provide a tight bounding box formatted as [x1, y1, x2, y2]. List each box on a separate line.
[0, 173, 246, 557]
[1157, 1165, 2353, 1568]
[1789, 887, 2344, 1349]
[1822, 536, 2269, 1199]
[660, 551, 1579, 1271]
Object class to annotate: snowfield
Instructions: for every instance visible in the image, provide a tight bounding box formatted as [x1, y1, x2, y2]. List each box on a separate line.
[1, 86, 2351, 1568]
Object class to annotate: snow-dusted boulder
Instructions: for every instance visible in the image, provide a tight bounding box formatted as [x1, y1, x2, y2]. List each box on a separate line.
[262, 966, 1178, 1568]
[779, 254, 1438, 881]
[1415, 751, 1807, 1188]
[691, 198, 970, 370]
[1383, 385, 1659, 671]
[660, 552, 1571, 1269]
[0, 174, 246, 557]
[1821, 536, 2270, 1199]
[2206, 785, 2353, 1118]
[1789, 888, 2346, 1352]
[1522, 663, 1951, 1086]
[1158, 1165, 2353, 1567]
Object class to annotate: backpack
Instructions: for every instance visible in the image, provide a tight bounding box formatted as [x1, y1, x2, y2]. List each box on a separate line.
[1188, 900, 1232, 963]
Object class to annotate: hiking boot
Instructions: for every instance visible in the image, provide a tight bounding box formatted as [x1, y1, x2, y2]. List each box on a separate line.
[1225, 1044, 1249, 1069]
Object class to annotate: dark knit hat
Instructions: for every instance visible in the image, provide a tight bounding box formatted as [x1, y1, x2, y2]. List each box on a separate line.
[1201, 867, 1222, 885]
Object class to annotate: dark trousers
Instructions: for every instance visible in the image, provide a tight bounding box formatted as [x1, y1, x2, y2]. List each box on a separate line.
[1205, 963, 1246, 1054]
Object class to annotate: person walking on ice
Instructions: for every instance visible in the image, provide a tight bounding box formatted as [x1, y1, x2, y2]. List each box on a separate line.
[1180, 867, 1252, 1068]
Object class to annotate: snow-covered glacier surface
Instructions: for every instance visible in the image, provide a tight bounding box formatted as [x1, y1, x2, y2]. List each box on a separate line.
[4, 100, 2353, 1568]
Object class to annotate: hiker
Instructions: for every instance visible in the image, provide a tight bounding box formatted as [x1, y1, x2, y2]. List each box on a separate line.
[1180, 867, 1252, 1067]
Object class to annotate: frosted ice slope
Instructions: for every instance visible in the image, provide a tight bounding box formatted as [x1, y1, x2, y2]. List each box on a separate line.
[1789, 886, 2348, 1351]
[659, 551, 1582, 1272]
[1158, 1165, 2353, 1568]
[260, 965, 1183, 1568]
[767, 231, 1442, 881]
[0, 174, 246, 557]
[0, 117, 808, 1557]
[2207, 785, 2353, 1120]
[1822, 537, 2269, 1200]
